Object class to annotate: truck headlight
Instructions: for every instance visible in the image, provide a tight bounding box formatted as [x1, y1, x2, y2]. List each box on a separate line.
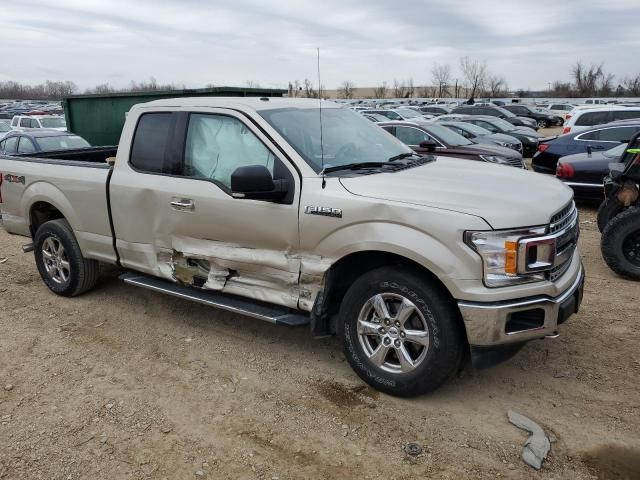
[480, 154, 511, 165]
[465, 227, 555, 287]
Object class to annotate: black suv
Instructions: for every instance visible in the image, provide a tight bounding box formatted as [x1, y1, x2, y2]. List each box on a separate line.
[502, 104, 562, 128]
[450, 105, 538, 130]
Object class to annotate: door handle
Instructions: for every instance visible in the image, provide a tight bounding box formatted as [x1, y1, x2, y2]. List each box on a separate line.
[170, 198, 195, 211]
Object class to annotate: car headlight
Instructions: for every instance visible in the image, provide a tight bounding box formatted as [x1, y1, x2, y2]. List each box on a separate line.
[464, 227, 555, 287]
[480, 154, 511, 165]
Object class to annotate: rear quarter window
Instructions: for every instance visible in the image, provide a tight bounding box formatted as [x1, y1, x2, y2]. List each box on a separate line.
[575, 111, 610, 127]
[611, 110, 640, 121]
[129, 113, 172, 173]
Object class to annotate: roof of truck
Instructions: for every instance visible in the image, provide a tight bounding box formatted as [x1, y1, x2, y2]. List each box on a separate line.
[138, 97, 342, 111]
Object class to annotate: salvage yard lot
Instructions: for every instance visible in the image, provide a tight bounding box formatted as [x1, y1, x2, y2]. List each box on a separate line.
[0, 205, 638, 479]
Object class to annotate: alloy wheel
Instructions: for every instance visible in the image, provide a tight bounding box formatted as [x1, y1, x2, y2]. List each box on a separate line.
[42, 236, 70, 284]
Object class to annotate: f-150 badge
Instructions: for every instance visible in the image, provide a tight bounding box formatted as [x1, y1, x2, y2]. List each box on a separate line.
[305, 206, 342, 218]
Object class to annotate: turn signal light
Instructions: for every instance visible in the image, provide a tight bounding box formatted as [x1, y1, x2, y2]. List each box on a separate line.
[505, 240, 518, 275]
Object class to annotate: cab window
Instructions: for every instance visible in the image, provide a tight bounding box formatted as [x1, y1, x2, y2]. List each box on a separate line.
[394, 126, 432, 146]
[183, 114, 283, 191]
[17, 137, 36, 154]
[3, 136, 18, 153]
[19, 118, 32, 128]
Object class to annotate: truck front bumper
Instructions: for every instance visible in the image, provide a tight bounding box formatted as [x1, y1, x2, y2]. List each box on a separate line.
[458, 262, 585, 367]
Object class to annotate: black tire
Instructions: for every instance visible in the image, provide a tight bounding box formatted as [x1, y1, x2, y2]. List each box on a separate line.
[338, 266, 465, 397]
[537, 119, 549, 129]
[597, 198, 625, 233]
[601, 207, 640, 280]
[34, 219, 99, 296]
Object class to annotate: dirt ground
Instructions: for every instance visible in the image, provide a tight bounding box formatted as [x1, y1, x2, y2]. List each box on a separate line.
[1, 203, 639, 479]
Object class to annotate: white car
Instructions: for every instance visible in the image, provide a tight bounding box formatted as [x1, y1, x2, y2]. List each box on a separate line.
[10, 115, 67, 132]
[0, 119, 11, 139]
[545, 103, 576, 118]
[562, 107, 640, 134]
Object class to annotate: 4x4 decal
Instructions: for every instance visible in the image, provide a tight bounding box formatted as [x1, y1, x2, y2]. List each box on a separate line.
[4, 174, 26, 185]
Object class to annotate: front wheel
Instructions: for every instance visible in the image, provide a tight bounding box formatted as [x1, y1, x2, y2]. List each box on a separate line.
[338, 267, 465, 397]
[34, 219, 100, 296]
[537, 119, 550, 128]
[601, 207, 640, 280]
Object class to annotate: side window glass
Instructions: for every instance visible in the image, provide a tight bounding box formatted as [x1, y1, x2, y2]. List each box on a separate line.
[11, 118, 18, 127]
[130, 113, 172, 173]
[20, 118, 31, 128]
[184, 114, 279, 190]
[599, 127, 637, 142]
[4, 136, 18, 153]
[578, 130, 600, 141]
[575, 111, 609, 126]
[395, 127, 430, 146]
[17, 137, 36, 154]
[612, 110, 640, 121]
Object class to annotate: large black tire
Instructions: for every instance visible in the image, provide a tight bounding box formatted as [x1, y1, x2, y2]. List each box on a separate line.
[338, 266, 465, 397]
[597, 198, 625, 233]
[34, 219, 99, 296]
[537, 119, 550, 129]
[601, 207, 640, 280]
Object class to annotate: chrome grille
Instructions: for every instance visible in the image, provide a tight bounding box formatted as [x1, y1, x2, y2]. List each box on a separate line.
[550, 201, 577, 234]
[548, 201, 579, 281]
[505, 157, 526, 168]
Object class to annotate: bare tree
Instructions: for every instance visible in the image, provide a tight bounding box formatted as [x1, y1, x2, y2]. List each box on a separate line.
[459, 56, 487, 100]
[550, 81, 574, 98]
[303, 78, 318, 98]
[245, 80, 261, 88]
[622, 74, 640, 96]
[373, 82, 388, 99]
[406, 78, 415, 98]
[392, 79, 406, 98]
[431, 63, 451, 97]
[572, 61, 609, 96]
[487, 75, 508, 97]
[338, 80, 356, 99]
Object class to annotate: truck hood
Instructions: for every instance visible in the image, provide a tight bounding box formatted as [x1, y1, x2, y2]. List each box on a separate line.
[339, 157, 573, 229]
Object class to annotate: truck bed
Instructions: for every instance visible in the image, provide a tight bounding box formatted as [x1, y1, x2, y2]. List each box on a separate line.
[13, 146, 118, 164]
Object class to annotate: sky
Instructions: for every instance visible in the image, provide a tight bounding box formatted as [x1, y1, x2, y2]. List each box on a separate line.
[0, 0, 638, 92]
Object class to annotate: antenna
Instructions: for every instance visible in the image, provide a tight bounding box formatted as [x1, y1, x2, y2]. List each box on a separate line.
[317, 47, 326, 189]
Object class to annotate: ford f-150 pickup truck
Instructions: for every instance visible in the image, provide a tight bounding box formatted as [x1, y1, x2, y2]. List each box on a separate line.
[0, 97, 584, 396]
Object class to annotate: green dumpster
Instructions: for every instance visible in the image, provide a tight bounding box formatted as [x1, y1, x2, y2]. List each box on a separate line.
[63, 86, 287, 146]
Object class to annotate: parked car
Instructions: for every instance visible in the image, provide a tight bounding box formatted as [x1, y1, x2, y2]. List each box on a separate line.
[450, 105, 538, 130]
[546, 103, 577, 118]
[378, 121, 524, 168]
[363, 113, 390, 123]
[441, 115, 540, 157]
[0, 97, 583, 396]
[10, 115, 67, 132]
[418, 106, 451, 116]
[555, 142, 628, 202]
[532, 121, 640, 174]
[361, 109, 432, 124]
[502, 104, 562, 128]
[562, 107, 640, 134]
[438, 121, 523, 153]
[0, 130, 90, 155]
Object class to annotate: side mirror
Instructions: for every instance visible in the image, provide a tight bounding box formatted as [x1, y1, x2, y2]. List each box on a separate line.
[231, 165, 288, 201]
[419, 140, 437, 152]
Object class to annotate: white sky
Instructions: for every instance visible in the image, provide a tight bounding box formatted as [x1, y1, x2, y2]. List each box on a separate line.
[0, 0, 638, 91]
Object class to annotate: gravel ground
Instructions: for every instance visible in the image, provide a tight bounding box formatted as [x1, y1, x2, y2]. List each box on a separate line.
[1, 203, 639, 478]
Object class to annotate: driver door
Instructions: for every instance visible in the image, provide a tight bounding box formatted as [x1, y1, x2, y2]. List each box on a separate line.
[111, 109, 302, 309]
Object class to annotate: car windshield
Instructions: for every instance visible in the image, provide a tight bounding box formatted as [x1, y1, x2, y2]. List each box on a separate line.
[39, 117, 66, 128]
[425, 124, 473, 146]
[395, 109, 422, 119]
[487, 118, 517, 131]
[493, 106, 516, 118]
[0, 120, 10, 132]
[259, 107, 413, 172]
[451, 122, 491, 136]
[36, 135, 90, 151]
[603, 143, 629, 158]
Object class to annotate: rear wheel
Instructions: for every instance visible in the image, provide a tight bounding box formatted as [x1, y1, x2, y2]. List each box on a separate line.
[597, 198, 624, 233]
[338, 267, 465, 397]
[34, 219, 99, 296]
[601, 207, 640, 280]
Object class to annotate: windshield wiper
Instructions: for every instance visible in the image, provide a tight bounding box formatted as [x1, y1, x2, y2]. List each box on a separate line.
[321, 161, 393, 175]
[388, 152, 418, 162]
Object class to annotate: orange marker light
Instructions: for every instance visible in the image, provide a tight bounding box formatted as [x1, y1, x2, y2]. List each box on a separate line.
[505, 240, 518, 275]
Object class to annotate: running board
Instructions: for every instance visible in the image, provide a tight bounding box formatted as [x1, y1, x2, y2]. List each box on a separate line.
[119, 272, 310, 327]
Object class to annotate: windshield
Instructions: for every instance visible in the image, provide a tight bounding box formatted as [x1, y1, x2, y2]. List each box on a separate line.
[494, 106, 516, 118]
[259, 107, 412, 172]
[36, 135, 90, 151]
[39, 117, 66, 128]
[0, 120, 10, 132]
[425, 124, 473, 146]
[604, 143, 628, 158]
[395, 109, 422, 119]
[452, 122, 491, 136]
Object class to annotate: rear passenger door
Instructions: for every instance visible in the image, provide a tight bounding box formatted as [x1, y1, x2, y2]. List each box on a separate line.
[110, 109, 303, 309]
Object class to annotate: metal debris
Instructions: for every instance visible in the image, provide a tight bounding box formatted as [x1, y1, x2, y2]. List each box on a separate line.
[0, 258, 7, 264]
[508, 410, 550, 470]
